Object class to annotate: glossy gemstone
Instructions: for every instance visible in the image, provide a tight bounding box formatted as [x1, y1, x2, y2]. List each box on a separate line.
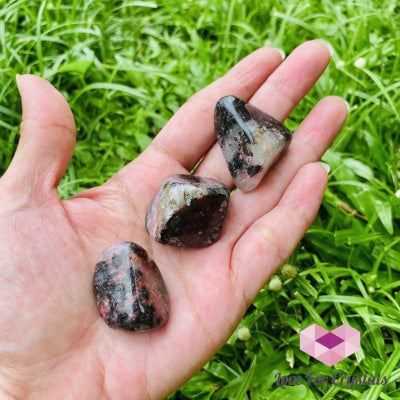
[93, 242, 169, 332]
[145, 174, 230, 247]
[215, 95, 292, 192]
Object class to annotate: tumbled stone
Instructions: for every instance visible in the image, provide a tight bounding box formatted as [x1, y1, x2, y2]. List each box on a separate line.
[215, 95, 292, 192]
[93, 242, 169, 332]
[145, 174, 230, 247]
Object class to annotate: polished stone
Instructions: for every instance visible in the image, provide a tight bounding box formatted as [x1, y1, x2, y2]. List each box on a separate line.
[215, 95, 292, 192]
[93, 242, 169, 332]
[145, 174, 230, 247]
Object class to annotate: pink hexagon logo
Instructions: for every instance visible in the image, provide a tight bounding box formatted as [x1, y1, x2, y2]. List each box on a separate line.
[300, 324, 360, 366]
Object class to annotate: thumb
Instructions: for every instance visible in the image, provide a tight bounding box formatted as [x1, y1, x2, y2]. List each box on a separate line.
[1, 75, 76, 201]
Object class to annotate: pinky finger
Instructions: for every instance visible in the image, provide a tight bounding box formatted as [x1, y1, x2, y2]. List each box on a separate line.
[231, 163, 328, 306]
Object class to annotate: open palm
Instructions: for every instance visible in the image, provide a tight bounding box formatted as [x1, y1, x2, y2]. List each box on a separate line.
[0, 41, 347, 400]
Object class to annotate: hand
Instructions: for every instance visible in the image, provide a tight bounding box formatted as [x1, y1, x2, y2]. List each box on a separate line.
[0, 40, 347, 399]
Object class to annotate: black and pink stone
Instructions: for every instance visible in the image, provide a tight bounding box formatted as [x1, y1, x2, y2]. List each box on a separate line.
[93, 242, 169, 332]
[145, 174, 230, 247]
[215, 95, 292, 192]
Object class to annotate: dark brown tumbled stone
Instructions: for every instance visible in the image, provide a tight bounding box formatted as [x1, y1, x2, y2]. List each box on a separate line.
[145, 174, 230, 247]
[93, 242, 169, 332]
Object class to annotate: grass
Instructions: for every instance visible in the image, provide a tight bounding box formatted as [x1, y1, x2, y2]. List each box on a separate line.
[1, 0, 400, 398]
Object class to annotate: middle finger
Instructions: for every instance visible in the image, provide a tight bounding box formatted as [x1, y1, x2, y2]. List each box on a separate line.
[194, 40, 333, 186]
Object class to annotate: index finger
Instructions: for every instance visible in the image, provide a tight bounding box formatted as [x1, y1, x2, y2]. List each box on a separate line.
[147, 47, 284, 170]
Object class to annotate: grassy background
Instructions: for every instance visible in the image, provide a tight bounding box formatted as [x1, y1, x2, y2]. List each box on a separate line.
[1, 0, 400, 398]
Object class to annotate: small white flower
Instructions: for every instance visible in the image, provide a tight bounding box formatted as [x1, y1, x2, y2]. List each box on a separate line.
[336, 60, 345, 69]
[237, 327, 251, 341]
[264, 39, 272, 47]
[269, 276, 282, 291]
[395, 189, 400, 198]
[354, 57, 367, 69]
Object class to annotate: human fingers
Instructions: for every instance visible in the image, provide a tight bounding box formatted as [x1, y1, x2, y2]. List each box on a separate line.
[222, 96, 347, 245]
[1, 75, 76, 202]
[195, 40, 332, 185]
[112, 47, 283, 212]
[231, 162, 328, 305]
[148, 47, 284, 169]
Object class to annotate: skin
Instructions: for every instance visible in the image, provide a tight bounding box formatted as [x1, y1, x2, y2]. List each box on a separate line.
[0, 40, 347, 399]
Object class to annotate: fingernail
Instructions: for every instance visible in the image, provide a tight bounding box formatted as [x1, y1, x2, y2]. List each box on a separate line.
[16, 74, 23, 92]
[274, 47, 286, 60]
[315, 39, 334, 56]
[354, 57, 367, 69]
[318, 161, 331, 174]
[342, 98, 350, 112]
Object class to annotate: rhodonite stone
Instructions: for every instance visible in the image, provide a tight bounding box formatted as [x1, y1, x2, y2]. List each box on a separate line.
[215, 95, 292, 192]
[145, 174, 230, 247]
[93, 242, 169, 332]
